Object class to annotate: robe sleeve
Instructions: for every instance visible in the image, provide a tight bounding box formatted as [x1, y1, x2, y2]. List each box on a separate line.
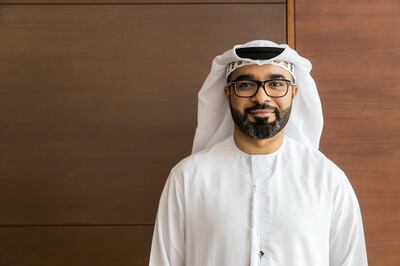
[149, 168, 186, 266]
[329, 172, 368, 266]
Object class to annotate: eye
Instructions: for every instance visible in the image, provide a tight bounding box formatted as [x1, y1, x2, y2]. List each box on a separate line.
[236, 80, 256, 90]
[268, 80, 286, 89]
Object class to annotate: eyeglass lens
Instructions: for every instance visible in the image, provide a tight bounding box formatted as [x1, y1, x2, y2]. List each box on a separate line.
[234, 80, 289, 97]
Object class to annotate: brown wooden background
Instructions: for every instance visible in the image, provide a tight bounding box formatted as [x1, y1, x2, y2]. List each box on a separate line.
[296, 0, 400, 265]
[0, 0, 399, 265]
[0, 1, 287, 265]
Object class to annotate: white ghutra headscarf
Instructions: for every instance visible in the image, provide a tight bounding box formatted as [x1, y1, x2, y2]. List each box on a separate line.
[191, 40, 323, 154]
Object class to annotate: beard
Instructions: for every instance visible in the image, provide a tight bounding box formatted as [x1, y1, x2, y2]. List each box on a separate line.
[230, 102, 292, 140]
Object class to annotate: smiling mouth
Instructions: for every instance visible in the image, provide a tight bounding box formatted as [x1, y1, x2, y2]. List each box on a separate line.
[248, 109, 275, 118]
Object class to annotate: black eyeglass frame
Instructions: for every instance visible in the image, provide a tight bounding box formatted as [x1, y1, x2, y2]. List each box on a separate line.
[227, 78, 294, 98]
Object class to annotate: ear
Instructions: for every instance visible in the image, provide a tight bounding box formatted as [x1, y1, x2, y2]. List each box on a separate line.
[291, 85, 298, 100]
[224, 86, 230, 100]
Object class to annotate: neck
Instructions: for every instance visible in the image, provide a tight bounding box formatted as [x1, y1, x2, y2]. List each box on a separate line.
[233, 127, 285, 155]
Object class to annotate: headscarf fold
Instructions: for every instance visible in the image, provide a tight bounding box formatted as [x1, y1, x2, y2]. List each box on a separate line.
[192, 40, 323, 154]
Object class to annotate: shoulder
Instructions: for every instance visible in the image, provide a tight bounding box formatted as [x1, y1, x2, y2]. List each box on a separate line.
[283, 137, 352, 194]
[284, 136, 344, 174]
[169, 135, 235, 177]
[284, 137, 359, 206]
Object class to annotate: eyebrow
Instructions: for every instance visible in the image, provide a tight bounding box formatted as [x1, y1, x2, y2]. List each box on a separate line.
[268, 74, 287, 79]
[234, 74, 255, 81]
[233, 73, 288, 81]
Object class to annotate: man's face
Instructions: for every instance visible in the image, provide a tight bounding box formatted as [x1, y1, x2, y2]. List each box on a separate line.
[224, 64, 298, 140]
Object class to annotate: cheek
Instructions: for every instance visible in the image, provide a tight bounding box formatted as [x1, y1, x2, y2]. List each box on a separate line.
[277, 98, 293, 109]
[229, 97, 248, 111]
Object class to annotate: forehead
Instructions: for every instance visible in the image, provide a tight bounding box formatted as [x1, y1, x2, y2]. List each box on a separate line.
[230, 64, 292, 80]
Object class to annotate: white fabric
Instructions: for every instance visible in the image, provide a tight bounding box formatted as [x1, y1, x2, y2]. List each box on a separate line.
[226, 60, 296, 82]
[192, 40, 323, 153]
[150, 136, 368, 266]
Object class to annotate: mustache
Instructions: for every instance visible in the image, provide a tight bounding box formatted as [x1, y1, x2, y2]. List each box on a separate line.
[245, 103, 276, 113]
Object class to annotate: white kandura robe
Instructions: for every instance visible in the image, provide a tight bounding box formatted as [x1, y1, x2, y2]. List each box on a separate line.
[149, 136, 368, 266]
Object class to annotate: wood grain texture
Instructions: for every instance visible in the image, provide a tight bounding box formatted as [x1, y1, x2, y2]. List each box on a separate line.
[0, 225, 153, 266]
[286, 0, 295, 48]
[0, 0, 285, 4]
[0, 4, 286, 225]
[296, 0, 400, 265]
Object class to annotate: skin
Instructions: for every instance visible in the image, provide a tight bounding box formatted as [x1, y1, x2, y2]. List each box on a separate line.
[224, 64, 298, 155]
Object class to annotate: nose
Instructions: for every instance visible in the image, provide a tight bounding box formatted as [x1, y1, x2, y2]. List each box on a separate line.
[252, 84, 271, 104]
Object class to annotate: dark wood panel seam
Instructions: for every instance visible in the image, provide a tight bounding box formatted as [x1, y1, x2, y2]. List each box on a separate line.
[286, 0, 295, 48]
[0, 224, 154, 227]
[0, 2, 285, 5]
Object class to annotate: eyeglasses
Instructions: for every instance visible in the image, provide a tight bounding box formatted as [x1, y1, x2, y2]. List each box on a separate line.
[227, 79, 293, 98]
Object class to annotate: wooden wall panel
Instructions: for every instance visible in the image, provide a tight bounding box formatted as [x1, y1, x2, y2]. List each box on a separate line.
[0, 225, 153, 266]
[0, 1, 290, 265]
[296, 0, 400, 265]
[0, 0, 284, 3]
[0, 4, 286, 225]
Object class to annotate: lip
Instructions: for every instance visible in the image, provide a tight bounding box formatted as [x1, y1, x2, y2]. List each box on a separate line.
[248, 110, 275, 118]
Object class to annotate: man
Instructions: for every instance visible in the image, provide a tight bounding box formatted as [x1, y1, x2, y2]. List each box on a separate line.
[149, 40, 368, 266]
